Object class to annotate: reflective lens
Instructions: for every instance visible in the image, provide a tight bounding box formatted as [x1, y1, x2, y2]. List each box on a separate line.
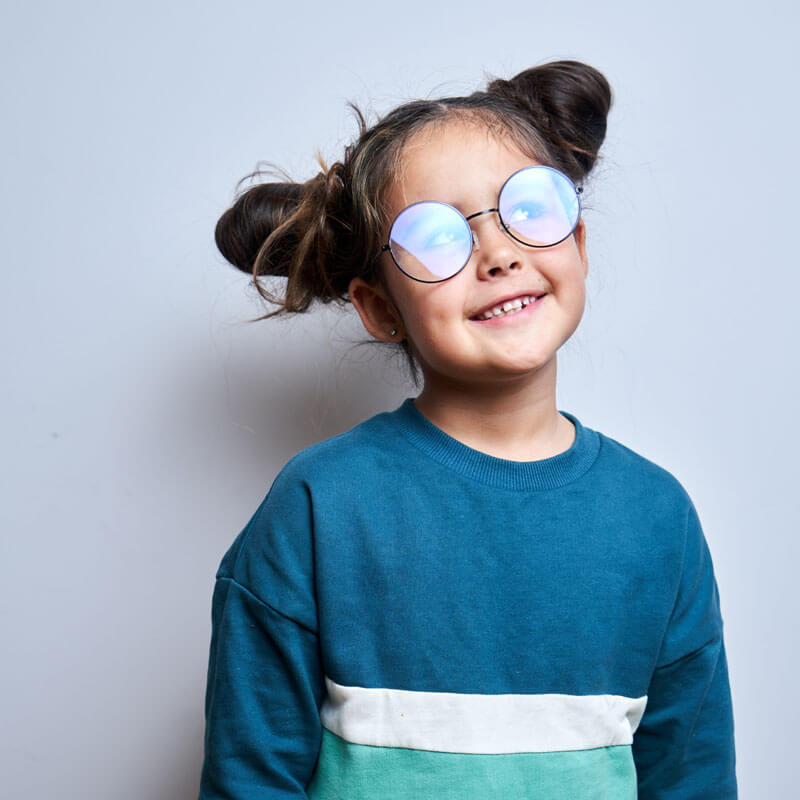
[383, 166, 581, 283]
[498, 166, 580, 247]
[388, 201, 473, 283]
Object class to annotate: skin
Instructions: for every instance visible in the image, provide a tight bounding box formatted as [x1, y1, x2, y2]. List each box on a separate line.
[348, 119, 590, 462]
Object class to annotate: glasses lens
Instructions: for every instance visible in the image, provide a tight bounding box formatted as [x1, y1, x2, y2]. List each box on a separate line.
[388, 201, 473, 282]
[498, 166, 580, 247]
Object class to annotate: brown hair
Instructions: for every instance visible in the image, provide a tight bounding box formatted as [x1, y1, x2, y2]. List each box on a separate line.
[214, 59, 613, 386]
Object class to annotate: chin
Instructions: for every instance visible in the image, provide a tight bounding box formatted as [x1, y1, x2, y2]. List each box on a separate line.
[515, 351, 558, 374]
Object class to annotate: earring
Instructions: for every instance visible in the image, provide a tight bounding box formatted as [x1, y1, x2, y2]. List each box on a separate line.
[390, 329, 397, 336]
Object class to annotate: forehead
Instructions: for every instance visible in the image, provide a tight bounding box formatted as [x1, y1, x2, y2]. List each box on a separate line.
[388, 119, 540, 210]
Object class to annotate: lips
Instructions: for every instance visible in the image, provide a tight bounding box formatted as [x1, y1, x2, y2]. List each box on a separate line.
[468, 291, 547, 320]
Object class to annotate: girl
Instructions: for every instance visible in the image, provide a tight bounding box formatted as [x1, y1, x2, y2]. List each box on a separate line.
[197, 60, 737, 799]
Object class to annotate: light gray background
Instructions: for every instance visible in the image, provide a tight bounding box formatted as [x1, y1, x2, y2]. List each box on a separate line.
[2, 1, 796, 797]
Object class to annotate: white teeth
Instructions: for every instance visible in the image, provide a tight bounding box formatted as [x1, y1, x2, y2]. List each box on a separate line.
[477, 295, 538, 321]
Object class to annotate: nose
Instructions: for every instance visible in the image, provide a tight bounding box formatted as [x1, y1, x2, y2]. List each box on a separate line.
[468, 210, 522, 274]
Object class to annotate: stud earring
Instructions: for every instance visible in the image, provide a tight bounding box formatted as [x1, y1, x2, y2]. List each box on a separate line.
[390, 329, 397, 336]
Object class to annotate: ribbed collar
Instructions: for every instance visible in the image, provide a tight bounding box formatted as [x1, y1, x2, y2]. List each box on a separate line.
[391, 396, 601, 491]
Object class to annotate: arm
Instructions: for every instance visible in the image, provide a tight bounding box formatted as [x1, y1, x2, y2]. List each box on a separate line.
[632, 499, 738, 798]
[197, 465, 325, 799]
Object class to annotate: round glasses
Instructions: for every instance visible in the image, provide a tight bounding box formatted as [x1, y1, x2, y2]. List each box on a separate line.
[378, 165, 583, 283]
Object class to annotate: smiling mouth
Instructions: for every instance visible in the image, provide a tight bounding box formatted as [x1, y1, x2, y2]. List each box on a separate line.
[468, 294, 546, 321]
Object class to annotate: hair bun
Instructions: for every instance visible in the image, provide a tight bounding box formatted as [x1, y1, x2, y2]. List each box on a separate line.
[215, 181, 304, 275]
[487, 60, 612, 179]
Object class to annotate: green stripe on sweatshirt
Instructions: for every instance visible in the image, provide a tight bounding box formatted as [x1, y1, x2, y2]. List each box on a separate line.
[307, 727, 637, 799]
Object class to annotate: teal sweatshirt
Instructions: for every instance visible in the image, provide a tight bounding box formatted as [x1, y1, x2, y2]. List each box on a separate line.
[197, 397, 737, 799]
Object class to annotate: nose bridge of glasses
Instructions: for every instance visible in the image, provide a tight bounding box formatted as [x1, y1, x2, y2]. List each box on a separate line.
[465, 206, 506, 251]
[464, 207, 499, 223]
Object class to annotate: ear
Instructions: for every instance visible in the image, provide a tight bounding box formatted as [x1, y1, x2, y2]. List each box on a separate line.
[348, 276, 405, 341]
[574, 218, 589, 278]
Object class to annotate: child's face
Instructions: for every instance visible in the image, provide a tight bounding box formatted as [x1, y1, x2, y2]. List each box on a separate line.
[349, 119, 589, 389]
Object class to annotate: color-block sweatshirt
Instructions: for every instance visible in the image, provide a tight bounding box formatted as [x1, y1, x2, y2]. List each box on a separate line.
[197, 397, 737, 799]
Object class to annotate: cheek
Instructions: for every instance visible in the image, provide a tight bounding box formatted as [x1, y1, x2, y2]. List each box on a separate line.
[560, 265, 588, 324]
[408, 304, 446, 339]
[405, 284, 463, 327]
[561, 272, 587, 314]
[405, 298, 467, 353]
[548, 248, 587, 290]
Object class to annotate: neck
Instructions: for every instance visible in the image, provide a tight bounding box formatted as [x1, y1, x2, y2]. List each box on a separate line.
[413, 356, 574, 463]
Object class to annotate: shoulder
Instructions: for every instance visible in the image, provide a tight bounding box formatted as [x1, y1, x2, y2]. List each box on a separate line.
[230, 405, 397, 544]
[584, 424, 706, 577]
[590, 424, 695, 517]
[273, 405, 397, 489]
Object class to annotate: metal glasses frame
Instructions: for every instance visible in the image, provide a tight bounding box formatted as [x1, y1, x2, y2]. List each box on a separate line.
[377, 165, 583, 284]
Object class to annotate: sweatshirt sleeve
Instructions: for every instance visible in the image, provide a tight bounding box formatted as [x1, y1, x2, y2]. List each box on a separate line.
[197, 463, 325, 800]
[632, 497, 738, 798]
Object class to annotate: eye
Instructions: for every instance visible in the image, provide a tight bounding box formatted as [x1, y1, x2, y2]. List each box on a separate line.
[424, 228, 464, 248]
[506, 201, 548, 224]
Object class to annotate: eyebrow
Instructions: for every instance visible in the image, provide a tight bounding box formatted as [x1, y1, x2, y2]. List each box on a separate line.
[440, 166, 527, 210]
[442, 186, 501, 215]
[399, 164, 531, 212]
